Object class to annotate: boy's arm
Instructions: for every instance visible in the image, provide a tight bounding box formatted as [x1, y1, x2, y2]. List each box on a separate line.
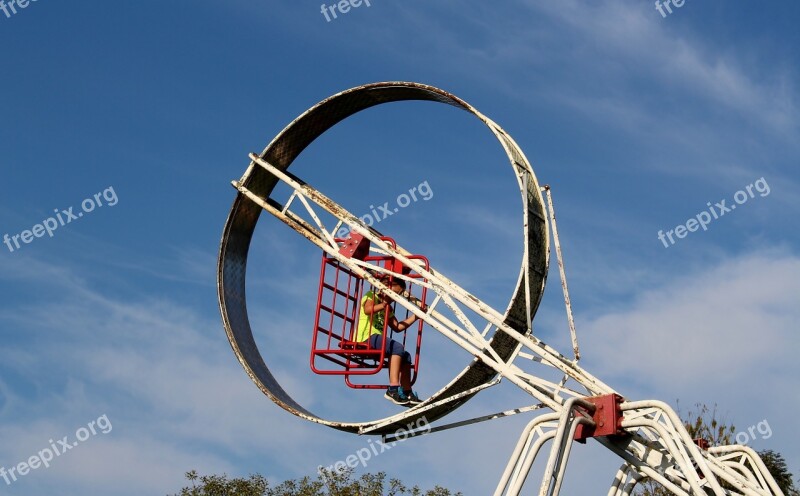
[387, 295, 428, 331]
[388, 313, 419, 332]
[362, 293, 389, 315]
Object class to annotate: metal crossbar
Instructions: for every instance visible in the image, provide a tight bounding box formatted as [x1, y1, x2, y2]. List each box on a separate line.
[232, 153, 784, 496]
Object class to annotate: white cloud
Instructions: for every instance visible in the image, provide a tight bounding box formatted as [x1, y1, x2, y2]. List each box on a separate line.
[524, 0, 797, 134]
[580, 248, 799, 390]
[574, 248, 799, 470]
[0, 255, 325, 494]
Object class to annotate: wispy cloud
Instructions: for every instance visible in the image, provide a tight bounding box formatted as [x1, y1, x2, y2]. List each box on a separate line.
[373, 0, 798, 183]
[579, 248, 800, 397]
[0, 255, 323, 494]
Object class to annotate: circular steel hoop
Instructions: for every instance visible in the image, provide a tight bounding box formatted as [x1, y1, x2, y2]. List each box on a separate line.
[217, 81, 549, 435]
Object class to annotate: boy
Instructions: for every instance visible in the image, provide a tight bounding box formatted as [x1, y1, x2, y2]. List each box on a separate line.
[356, 274, 424, 406]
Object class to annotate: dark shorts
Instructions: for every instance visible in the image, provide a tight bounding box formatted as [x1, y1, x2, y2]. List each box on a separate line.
[368, 334, 412, 364]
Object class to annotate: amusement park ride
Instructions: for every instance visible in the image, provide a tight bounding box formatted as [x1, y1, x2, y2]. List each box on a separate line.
[216, 82, 784, 495]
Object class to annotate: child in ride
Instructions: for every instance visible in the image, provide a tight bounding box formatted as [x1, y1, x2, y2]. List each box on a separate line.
[356, 273, 425, 406]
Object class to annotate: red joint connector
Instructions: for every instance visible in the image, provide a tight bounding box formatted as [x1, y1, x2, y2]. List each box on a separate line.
[574, 393, 625, 443]
[389, 258, 405, 273]
[693, 438, 710, 450]
[338, 233, 370, 260]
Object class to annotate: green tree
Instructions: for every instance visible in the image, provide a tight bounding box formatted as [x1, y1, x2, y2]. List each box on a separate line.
[169, 468, 462, 496]
[757, 450, 800, 496]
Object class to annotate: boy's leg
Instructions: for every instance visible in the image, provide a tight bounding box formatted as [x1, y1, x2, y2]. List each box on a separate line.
[370, 334, 401, 385]
[400, 352, 422, 404]
[384, 339, 404, 382]
[400, 362, 411, 390]
[386, 340, 417, 394]
[380, 338, 411, 405]
[389, 355, 402, 385]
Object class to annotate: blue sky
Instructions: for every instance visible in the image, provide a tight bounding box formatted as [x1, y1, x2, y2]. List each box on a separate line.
[1, 1, 799, 494]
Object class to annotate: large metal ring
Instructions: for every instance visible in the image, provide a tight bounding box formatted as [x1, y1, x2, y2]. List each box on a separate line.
[217, 81, 549, 434]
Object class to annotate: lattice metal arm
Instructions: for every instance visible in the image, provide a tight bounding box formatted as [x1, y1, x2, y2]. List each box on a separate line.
[235, 151, 787, 495]
[219, 81, 786, 496]
[236, 153, 616, 409]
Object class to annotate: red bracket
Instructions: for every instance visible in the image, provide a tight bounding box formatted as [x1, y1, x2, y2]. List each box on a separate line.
[690, 438, 711, 479]
[574, 393, 625, 443]
[338, 233, 370, 260]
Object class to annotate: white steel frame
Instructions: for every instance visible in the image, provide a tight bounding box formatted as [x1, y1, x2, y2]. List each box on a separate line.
[232, 151, 785, 496]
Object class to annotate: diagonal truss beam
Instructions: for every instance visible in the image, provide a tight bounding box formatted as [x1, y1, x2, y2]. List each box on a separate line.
[236, 153, 786, 496]
[237, 153, 615, 410]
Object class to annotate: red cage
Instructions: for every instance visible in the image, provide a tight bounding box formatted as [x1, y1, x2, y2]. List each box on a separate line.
[309, 234, 429, 389]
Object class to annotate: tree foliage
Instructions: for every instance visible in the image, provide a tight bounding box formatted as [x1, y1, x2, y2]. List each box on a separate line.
[679, 402, 736, 446]
[758, 450, 800, 496]
[169, 467, 462, 496]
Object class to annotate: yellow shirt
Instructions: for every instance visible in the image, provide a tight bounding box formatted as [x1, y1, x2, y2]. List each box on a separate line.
[355, 291, 392, 342]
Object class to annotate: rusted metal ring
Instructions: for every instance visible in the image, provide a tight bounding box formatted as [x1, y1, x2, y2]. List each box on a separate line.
[217, 82, 549, 434]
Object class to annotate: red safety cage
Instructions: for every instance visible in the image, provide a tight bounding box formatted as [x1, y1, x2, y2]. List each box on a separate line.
[309, 234, 429, 389]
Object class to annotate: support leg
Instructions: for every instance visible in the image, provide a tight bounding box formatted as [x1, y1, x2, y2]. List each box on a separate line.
[494, 413, 560, 496]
